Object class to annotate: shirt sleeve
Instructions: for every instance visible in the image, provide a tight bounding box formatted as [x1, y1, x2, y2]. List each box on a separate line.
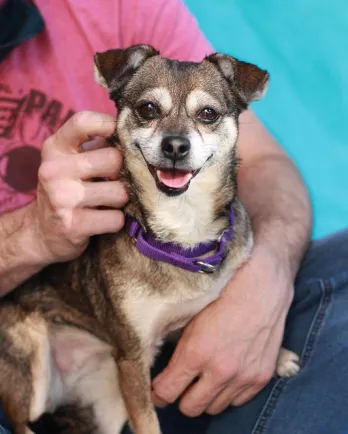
[130, 0, 214, 62]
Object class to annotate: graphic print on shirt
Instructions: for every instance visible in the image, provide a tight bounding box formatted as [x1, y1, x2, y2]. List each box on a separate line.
[0, 82, 75, 212]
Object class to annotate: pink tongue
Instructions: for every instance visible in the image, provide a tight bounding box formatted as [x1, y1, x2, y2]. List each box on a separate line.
[158, 170, 192, 188]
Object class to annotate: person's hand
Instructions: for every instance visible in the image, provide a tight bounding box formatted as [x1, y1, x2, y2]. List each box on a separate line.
[152, 245, 294, 416]
[29, 111, 128, 263]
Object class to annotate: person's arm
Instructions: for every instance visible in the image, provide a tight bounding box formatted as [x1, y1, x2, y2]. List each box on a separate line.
[0, 203, 48, 293]
[0, 111, 127, 296]
[237, 109, 312, 278]
[143, 0, 312, 416]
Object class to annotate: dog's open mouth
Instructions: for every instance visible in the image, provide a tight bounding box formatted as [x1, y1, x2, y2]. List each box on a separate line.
[148, 166, 199, 196]
[135, 143, 211, 196]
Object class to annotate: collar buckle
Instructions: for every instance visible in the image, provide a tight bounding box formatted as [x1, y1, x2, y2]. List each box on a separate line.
[195, 261, 218, 274]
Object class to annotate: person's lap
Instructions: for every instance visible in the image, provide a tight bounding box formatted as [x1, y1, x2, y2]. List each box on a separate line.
[1, 229, 348, 434]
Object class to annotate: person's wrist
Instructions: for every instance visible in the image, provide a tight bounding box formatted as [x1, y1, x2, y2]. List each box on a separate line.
[252, 217, 310, 279]
[0, 202, 52, 294]
[257, 241, 295, 307]
[222, 236, 295, 309]
[21, 200, 55, 268]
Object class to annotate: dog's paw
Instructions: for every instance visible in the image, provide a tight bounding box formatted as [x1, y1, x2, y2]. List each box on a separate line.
[276, 348, 300, 378]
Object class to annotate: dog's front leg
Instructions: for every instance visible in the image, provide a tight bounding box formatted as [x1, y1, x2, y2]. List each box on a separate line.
[118, 355, 161, 434]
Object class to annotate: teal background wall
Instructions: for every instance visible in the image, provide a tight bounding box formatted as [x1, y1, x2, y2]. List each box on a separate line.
[185, 0, 348, 239]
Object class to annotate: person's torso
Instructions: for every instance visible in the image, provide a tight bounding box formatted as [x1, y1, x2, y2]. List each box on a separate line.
[0, 0, 134, 214]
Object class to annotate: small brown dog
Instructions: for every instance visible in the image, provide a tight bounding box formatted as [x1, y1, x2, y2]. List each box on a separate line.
[0, 45, 300, 434]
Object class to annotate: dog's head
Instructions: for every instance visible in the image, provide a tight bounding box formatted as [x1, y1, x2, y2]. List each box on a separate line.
[94, 45, 268, 243]
[94, 45, 269, 197]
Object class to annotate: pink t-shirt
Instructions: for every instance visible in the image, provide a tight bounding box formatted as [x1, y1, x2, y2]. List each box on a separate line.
[0, 0, 212, 215]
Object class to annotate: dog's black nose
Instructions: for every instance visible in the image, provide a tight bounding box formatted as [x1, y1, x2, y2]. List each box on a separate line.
[161, 136, 191, 161]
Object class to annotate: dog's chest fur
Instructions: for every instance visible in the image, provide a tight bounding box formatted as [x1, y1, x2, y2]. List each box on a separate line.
[121, 256, 235, 357]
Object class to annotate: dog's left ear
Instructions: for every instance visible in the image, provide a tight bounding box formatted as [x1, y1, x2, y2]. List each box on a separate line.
[205, 53, 269, 108]
[94, 44, 159, 97]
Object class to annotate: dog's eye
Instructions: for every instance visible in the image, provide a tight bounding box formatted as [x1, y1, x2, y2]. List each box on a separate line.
[137, 102, 159, 120]
[198, 107, 219, 123]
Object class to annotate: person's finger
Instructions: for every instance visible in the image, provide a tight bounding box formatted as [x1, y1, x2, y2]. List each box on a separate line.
[152, 343, 200, 407]
[75, 147, 123, 180]
[80, 137, 121, 181]
[74, 208, 125, 237]
[43, 111, 116, 156]
[151, 391, 168, 408]
[228, 383, 264, 408]
[205, 382, 250, 415]
[39, 147, 123, 184]
[80, 137, 110, 152]
[81, 181, 128, 208]
[178, 371, 224, 417]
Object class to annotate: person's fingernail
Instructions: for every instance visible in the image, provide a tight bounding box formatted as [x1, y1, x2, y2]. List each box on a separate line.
[80, 137, 95, 151]
[155, 399, 168, 408]
[80, 137, 107, 152]
[151, 391, 168, 408]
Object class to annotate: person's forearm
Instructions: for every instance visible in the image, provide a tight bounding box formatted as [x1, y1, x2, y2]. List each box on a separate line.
[237, 110, 312, 279]
[0, 202, 48, 295]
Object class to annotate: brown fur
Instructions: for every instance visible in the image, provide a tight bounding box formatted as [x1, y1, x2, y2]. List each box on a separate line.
[0, 45, 298, 434]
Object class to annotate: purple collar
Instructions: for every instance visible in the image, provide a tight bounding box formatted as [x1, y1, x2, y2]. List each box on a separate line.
[126, 206, 235, 273]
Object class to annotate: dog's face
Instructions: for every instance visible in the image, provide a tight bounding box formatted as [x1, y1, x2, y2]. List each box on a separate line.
[94, 45, 269, 198]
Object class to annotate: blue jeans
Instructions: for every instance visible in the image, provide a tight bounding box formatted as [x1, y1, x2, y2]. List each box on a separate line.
[2, 229, 348, 433]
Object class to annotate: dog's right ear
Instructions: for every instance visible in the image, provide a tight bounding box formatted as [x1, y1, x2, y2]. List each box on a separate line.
[94, 44, 159, 97]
